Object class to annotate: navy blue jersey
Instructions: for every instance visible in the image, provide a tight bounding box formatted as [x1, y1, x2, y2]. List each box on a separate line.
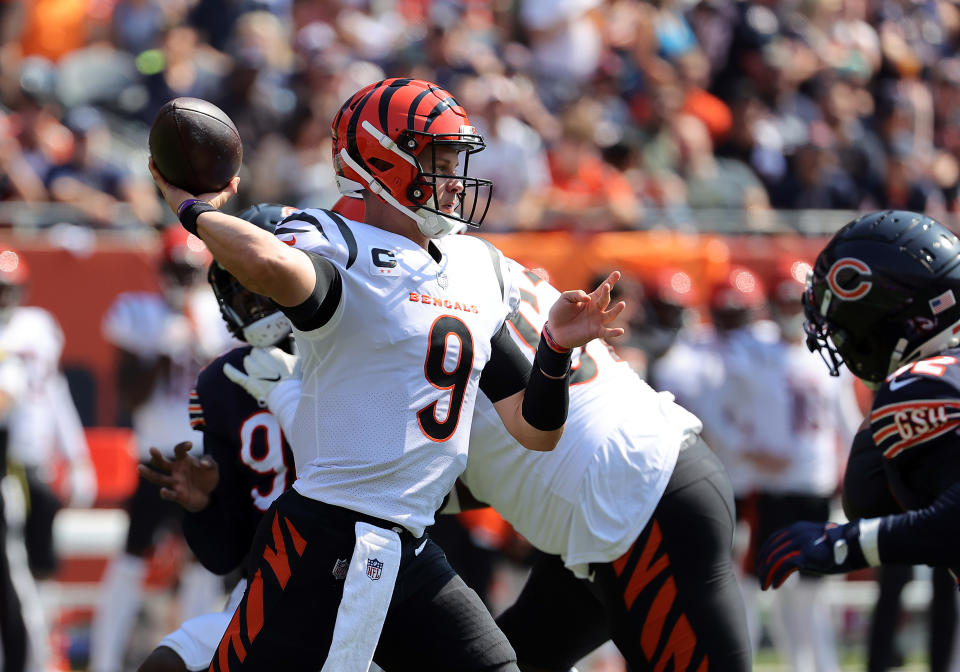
[866, 347, 960, 573]
[183, 345, 296, 574]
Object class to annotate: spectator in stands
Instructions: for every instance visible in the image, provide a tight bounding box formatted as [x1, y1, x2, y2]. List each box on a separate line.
[214, 11, 296, 148]
[459, 74, 551, 232]
[673, 112, 771, 212]
[769, 139, 860, 210]
[139, 25, 226, 125]
[860, 138, 947, 216]
[0, 112, 47, 202]
[542, 100, 640, 231]
[109, 0, 168, 55]
[46, 105, 162, 227]
[518, 0, 604, 108]
[811, 74, 886, 206]
[3, 58, 71, 190]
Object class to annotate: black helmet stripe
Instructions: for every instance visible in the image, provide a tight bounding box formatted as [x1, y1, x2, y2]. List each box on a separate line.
[407, 88, 433, 131]
[378, 78, 412, 135]
[424, 97, 459, 132]
[346, 81, 389, 179]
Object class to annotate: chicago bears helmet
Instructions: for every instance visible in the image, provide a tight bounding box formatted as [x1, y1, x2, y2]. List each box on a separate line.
[209, 203, 293, 347]
[331, 78, 492, 238]
[804, 210, 960, 384]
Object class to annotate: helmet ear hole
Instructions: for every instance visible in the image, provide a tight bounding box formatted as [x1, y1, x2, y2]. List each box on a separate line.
[398, 131, 419, 152]
[407, 183, 429, 204]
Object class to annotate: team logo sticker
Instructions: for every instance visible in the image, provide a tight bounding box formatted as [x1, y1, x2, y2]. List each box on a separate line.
[826, 257, 872, 301]
[331, 558, 349, 580]
[366, 558, 383, 580]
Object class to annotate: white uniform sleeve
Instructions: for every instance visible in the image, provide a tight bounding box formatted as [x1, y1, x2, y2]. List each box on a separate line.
[101, 293, 168, 358]
[274, 209, 352, 266]
[0, 356, 27, 417]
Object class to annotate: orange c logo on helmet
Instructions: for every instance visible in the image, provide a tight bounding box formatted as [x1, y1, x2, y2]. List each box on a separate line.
[827, 257, 872, 300]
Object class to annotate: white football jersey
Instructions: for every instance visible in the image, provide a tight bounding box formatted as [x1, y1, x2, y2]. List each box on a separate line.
[757, 340, 862, 496]
[277, 210, 519, 537]
[0, 307, 88, 469]
[464, 261, 702, 577]
[102, 291, 221, 458]
[653, 323, 776, 498]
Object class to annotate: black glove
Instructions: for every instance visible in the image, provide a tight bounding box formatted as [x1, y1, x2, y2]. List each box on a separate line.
[756, 520, 868, 589]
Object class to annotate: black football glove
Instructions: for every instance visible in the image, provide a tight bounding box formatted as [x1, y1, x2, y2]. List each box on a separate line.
[757, 521, 868, 589]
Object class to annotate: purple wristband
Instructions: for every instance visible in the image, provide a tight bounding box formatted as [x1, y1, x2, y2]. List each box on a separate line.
[177, 198, 203, 218]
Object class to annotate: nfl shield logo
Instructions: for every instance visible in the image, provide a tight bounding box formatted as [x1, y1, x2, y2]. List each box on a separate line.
[331, 558, 349, 581]
[437, 272, 449, 289]
[366, 558, 383, 580]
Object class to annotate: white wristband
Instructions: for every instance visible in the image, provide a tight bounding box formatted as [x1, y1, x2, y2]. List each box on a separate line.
[265, 379, 301, 436]
[859, 517, 882, 567]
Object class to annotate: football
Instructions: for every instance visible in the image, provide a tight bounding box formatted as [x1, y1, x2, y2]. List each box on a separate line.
[148, 97, 243, 195]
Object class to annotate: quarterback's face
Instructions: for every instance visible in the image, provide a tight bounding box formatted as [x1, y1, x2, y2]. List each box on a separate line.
[428, 146, 464, 215]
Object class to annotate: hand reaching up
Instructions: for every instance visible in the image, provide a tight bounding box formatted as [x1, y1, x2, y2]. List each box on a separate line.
[545, 271, 625, 349]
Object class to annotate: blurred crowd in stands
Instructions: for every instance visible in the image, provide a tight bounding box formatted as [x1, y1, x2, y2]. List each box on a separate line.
[2, 0, 960, 233]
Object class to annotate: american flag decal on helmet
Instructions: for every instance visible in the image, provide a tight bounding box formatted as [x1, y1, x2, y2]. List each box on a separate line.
[930, 290, 956, 315]
[366, 558, 383, 580]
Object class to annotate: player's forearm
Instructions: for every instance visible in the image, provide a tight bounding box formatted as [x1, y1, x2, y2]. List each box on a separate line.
[861, 480, 960, 567]
[183, 494, 248, 574]
[496, 390, 564, 452]
[195, 210, 314, 306]
[494, 331, 571, 452]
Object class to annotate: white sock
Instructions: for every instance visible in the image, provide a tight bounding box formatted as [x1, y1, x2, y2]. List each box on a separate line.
[736, 572, 761, 655]
[2, 476, 50, 672]
[88, 553, 146, 672]
[770, 574, 841, 672]
[177, 561, 223, 622]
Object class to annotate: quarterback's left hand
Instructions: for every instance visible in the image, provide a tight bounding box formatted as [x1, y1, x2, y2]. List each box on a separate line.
[545, 271, 626, 349]
[757, 520, 868, 589]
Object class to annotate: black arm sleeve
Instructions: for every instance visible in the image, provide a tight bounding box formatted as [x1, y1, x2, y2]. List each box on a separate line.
[842, 428, 902, 520]
[479, 320, 531, 402]
[877, 480, 960, 567]
[279, 250, 342, 332]
[182, 434, 254, 575]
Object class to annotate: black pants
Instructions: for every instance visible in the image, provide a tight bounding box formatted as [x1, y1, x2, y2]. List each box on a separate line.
[868, 564, 957, 672]
[209, 489, 518, 671]
[125, 467, 184, 556]
[0, 484, 27, 672]
[497, 438, 752, 671]
[752, 492, 832, 580]
[22, 468, 62, 578]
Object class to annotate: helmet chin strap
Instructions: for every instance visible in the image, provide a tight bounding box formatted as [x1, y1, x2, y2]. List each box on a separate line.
[339, 123, 463, 238]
